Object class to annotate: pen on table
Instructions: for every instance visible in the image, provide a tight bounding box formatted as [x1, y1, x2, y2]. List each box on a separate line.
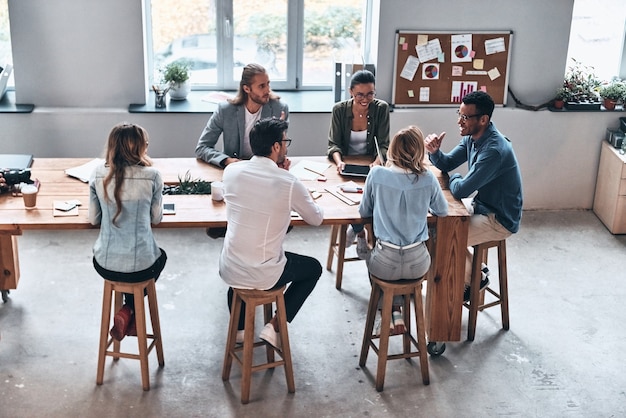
[304, 166, 327, 181]
[341, 186, 363, 193]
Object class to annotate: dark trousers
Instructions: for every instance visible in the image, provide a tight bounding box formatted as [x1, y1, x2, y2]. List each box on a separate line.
[93, 249, 167, 309]
[228, 251, 322, 330]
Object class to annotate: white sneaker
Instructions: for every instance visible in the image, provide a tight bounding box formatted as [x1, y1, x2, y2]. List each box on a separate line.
[235, 330, 245, 345]
[345, 225, 357, 248]
[356, 230, 369, 259]
[259, 323, 281, 350]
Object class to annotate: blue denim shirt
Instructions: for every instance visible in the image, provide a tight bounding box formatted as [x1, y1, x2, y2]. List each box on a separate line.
[428, 122, 523, 233]
[359, 165, 448, 246]
[89, 163, 163, 273]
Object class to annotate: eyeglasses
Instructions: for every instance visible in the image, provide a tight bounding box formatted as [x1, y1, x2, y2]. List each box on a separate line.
[282, 138, 292, 147]
[456, 110, 483, 121]
[354, 91, 376, 100]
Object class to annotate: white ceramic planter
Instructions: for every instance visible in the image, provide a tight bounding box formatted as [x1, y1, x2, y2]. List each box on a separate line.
[168, 80, 191, 100]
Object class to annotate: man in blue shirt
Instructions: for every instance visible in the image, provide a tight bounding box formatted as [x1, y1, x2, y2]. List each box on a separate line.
[425, 91, 523, 301]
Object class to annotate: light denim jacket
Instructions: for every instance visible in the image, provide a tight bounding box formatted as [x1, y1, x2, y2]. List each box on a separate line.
[89, 163, 163, 273]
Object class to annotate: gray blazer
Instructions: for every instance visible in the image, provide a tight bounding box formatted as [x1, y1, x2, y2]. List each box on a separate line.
[195, 99, 289, 167]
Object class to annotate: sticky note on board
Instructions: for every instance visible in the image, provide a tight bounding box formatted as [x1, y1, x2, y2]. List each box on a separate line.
[399, 36, 406, 44]
[407, 90, 415, 98]
[473, 59, 484, 70]
[417, 34, 428, 46]
[488, 67, 501, 80]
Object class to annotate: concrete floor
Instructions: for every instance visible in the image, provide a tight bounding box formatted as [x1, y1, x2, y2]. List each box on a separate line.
[1, 210, 625, 417]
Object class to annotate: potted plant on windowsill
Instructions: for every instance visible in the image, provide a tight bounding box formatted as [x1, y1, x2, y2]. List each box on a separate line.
[563, 58, 601, 110]
[162, 60, 191, 101]
[599, 81, 625, 111]
[553, 87, 570, 109]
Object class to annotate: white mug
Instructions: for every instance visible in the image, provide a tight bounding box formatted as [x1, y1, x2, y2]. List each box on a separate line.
[211, 181, 224, 201]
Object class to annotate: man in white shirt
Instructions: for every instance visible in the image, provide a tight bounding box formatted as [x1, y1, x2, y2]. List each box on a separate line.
[219, 117, 324, 348]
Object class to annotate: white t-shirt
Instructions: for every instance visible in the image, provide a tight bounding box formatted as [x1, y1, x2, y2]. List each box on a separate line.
[348, 129, 368, 155]
[241, 107, 262, 159]
[219, 156, 324, 289]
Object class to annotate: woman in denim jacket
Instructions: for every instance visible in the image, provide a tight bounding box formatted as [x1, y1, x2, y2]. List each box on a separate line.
[89, 123, 167, 341]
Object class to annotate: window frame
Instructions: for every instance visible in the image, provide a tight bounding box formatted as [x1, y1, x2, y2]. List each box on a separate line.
[145, 0, 371, 91]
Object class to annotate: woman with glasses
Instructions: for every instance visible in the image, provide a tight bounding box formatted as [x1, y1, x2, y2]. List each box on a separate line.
[327, 69, 391, 247]
[89, 123, 167, 341]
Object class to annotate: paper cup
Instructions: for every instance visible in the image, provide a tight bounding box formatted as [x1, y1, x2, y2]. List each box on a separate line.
[22, 184, 38, 209]
[211, 181, 224, 201]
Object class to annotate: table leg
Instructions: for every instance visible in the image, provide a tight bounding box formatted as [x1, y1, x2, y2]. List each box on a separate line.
[0, 232, 21, 291]
[426, 216, 468, 342]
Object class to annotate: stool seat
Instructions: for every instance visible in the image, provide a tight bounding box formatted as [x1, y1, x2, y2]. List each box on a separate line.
[359, 275, 429, 391]
[96, 278, 164, 391]
[464, 239, 510, 341]
[222, 286, 295, 404]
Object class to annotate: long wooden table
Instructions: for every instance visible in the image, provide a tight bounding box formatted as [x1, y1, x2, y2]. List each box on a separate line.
[0, 157, 469, 341]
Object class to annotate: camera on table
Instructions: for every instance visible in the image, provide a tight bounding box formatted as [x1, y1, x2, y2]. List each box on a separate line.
[1, 168, 32, 186]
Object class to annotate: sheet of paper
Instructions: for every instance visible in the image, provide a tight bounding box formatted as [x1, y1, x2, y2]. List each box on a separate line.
[400, 55, 420, 81]
[451, 34, 473, 63]
[419, 87, 430, 102]
[65, 158, 104, 183]
[289, 160, 331, 180]
[415, 38, 442, 63]
[484, 37, 506, 55]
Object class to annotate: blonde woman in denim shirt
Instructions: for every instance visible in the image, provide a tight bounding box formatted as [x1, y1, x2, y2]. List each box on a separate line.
[357, 126, 448, 335]
[89, 123, 167, 341]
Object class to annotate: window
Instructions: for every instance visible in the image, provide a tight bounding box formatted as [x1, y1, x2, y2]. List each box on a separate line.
[0, 0, 13, 88]
[148, 0, 366, 90]
[566, 0, 626, 82]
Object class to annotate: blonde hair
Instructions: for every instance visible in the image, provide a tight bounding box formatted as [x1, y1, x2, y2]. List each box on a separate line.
[103, 122, 152, 226]
[386, 125, 427, 177]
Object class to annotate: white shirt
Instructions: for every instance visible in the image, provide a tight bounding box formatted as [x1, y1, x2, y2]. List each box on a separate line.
[219, 156, 324, 289]
[242, 107, 262, 159]
[348, 129, 368, 155]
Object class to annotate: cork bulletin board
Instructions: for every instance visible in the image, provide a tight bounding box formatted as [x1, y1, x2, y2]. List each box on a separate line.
[392, 30, 513, 107]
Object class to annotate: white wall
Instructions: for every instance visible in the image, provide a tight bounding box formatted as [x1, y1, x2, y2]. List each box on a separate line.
[1, 0, 622, 211]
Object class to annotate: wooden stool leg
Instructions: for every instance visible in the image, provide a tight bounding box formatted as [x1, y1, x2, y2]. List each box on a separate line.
[375, 286, 394, 392]
[414, 283, 430, 385]
[359, 281, 380, 367]
[274, 294, 295, 393]
[402, 292, 411, 355]
[264, 302, 275, 364]
[222, 292, 242, 381]
[133, 286, 150, 391]
[326, 225, 339, 271]
[467, 246, 484, 341]
[498, 241, 510, 330]
[240, 298, 256, 404]
[96, 281, 113, 385]
[335, 224, 348, 290]
[146, 282, 164, 367]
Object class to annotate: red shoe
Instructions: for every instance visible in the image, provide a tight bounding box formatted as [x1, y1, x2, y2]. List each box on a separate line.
[109, 305, 133, 341]
[125, 315, 137, 336]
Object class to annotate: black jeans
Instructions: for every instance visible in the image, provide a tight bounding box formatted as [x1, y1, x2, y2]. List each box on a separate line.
[228, 251, 322, 330]
[93, 248, 167, 309]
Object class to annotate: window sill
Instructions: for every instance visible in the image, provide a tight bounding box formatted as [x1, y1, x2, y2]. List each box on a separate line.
[129, 90, 337, 114]
[0, 91, 35, 113]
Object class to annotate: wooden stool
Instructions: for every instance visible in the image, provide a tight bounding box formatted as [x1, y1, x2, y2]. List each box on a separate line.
[464, 239, 510, 341]
[359, 275, 429, 391]
[222, 286, 295, 404]
[326, 224, 372, 290]
[96, 278, 164, 391]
